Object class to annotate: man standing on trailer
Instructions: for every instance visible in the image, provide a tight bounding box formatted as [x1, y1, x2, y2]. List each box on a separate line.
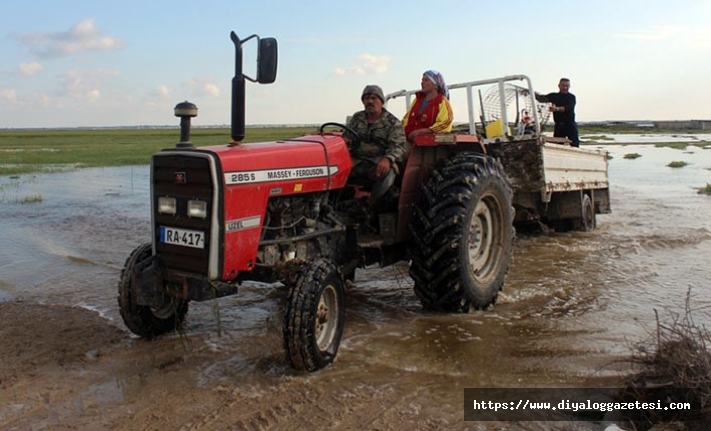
[535, 78, 579, 147]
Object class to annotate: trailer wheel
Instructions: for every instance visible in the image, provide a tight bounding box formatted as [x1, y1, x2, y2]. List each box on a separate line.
[118, 243, 189, 338]
[572, 194, 597, 232]
[582, 194, 596, 232]
[409, 153, 514, 312]
[284, 259, 345, 372]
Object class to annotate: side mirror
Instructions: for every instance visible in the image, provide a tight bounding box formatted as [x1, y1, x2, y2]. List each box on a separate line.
[257, 38, 278, 84]
[230, 31, 278, 142]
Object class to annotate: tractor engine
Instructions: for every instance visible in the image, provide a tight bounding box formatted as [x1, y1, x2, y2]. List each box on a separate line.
[258, 192, 335, 267]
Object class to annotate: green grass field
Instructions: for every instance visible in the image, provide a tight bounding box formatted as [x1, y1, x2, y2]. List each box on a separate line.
[1, 125, 709, 176]
[0, 127, 316, 176]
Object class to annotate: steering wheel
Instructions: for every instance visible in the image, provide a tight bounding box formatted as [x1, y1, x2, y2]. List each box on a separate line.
[318, 122, 361, 150]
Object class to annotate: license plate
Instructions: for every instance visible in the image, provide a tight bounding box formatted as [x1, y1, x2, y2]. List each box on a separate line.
[160, 226, 205, 249]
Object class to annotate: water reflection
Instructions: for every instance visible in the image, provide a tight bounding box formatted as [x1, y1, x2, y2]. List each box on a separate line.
[0, 288, 11, 302]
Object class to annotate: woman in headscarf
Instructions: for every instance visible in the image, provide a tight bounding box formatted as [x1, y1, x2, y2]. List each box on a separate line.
[401, 70, 453, 142]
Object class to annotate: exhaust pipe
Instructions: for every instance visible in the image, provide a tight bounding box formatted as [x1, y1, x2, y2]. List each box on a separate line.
[230, 31, 246, 143]
[229, 31, 278, 144]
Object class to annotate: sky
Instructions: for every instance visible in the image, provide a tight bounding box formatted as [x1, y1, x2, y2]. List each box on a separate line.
[1, 0, 711, 129]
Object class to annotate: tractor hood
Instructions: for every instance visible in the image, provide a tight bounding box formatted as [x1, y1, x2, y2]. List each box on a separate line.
[152, 132, 353, 280]
[196, 133, 353, 195]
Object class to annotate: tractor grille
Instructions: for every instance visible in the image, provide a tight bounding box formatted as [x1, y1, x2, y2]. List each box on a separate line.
[152, 153, 217, 276]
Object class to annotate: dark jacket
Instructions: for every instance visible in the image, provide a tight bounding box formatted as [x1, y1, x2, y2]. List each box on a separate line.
[537, 92, 576, 124]
[346, 109, 408, 169]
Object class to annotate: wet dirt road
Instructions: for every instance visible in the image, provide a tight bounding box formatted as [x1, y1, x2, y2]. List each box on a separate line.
[1, 142, 711, 430]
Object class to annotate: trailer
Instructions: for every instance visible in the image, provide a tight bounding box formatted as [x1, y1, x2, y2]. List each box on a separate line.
[387, 74, 611, 232]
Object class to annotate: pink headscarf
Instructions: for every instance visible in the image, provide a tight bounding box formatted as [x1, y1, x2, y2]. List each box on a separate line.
[424, 70, 449, 100]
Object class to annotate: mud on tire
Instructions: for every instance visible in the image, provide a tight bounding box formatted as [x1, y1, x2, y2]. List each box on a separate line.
[408, 153, 514, 312]
[574, 194, 596, 232]
[283, 258, 345, 372]
[118, 243, 189, 338]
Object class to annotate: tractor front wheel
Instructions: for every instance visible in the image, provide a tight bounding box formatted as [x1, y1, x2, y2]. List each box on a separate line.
[118, 243, 189, 338]
[283, 259, 345, 372]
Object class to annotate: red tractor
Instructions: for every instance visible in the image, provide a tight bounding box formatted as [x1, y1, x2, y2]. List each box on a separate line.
[119, 31, 514, 371]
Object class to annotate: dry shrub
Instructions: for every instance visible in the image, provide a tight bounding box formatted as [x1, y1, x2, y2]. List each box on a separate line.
[616, 290, 711, 430]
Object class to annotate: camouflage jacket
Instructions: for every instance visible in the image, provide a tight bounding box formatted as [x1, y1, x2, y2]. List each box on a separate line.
[346, 109, 409, 170]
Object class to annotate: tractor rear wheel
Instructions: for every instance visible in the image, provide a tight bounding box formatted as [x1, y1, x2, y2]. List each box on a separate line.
[118, 243, 189, 338]
[284, 258, 345, 372]
[409, 153, 514, 312]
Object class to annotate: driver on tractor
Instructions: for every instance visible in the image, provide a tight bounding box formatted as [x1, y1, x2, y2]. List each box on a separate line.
[345, 85, 409, 211]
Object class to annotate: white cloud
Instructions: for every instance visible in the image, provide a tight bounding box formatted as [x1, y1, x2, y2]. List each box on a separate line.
[19, 62, 44, 76]
[186, 79, 221, 98]
[0, 89, 18, 104]
[358, 53, 392, 73]
[617, 25, 711, 49]
[144, 85, 174, 107]
[334, 53, 393, 76]
[60, 69, 119, 101]
[86, 89, 101, 101]
[17, 18, 123, 58]
[155, 85, 172, 99]
[617, 26, 676, 41]
[203, 83, 220, 97]
[36, 94, 50, 107]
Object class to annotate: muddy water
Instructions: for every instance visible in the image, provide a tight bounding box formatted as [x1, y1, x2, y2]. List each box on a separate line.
[1, 142, 711, 414]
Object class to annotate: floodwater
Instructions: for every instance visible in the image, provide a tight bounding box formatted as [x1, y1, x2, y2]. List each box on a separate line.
[1, 139, 711, 423]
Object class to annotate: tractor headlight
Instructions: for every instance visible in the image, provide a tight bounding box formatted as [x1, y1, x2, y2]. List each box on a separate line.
[158, 197, 177, 215]
[187, 200, 208, 218]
